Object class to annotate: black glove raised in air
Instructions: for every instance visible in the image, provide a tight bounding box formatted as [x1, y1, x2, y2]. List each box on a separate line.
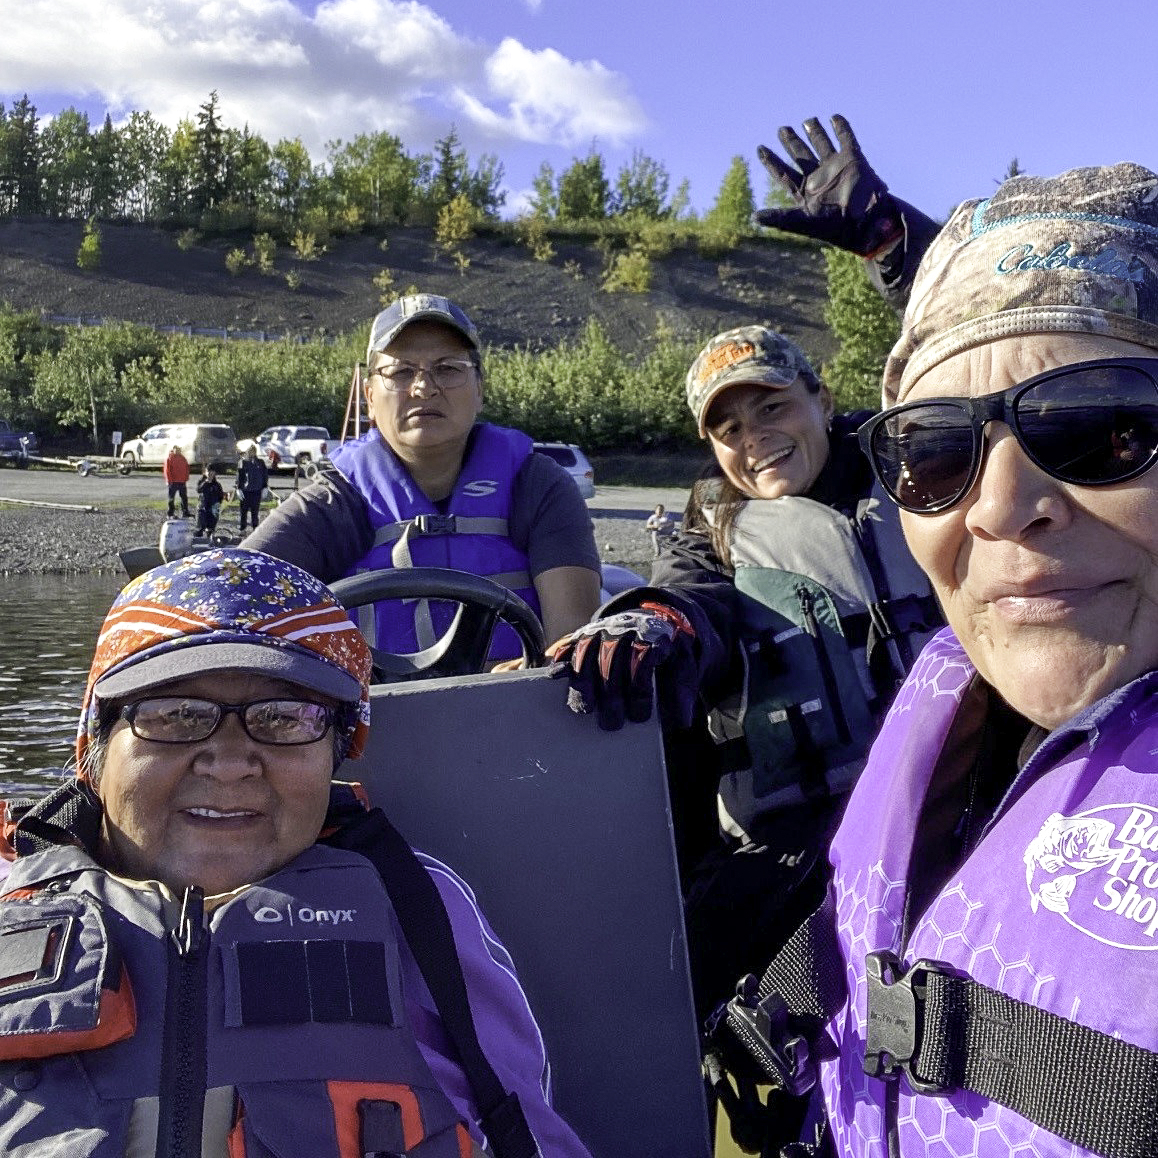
[756, 114, 904, 258]
[551, 601, 701, 732]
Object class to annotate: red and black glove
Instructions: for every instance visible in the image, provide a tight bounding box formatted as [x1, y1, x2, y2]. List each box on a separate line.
[551, 601, 700, 732]
[756, 114, 904, 259]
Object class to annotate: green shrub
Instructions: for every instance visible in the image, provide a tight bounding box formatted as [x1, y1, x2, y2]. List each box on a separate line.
[225, 248, 249, 276]
[435, 193, 477, 255]
[285, 269, 303, 291]
[252, 232, 277, 275]
[483, 319, 701, 450]
[76, 220, 102, 270]
[290, 230, 324, 261]
[515, 214, 555, 262]
[601, 247, 652, 294]
[176, 228, 200, 251]
[372, 267, 396, 305]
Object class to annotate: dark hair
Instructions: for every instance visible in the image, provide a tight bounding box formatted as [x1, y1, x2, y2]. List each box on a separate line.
[683, 458, 746, 572]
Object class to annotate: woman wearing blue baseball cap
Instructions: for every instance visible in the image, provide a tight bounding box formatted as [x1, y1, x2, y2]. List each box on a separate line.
[247, 293, 601, 663]
[0, 548, 589, 1158]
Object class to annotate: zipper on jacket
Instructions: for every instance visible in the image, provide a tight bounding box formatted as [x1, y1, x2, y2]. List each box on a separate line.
[156, 885, 208, 1158]
[797, 586, 851, 746]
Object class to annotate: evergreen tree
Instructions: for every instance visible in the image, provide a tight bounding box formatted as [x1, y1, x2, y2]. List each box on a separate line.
[706, 155, 755, 232]
[528, 162, 557, 219]
[822, 247, 901, 411]
[90, 114, 123, 219]
[463, 153, 506, 219]
[6, 96, 42, 215]
[192, 90, 228, 215]
[427, 126, 469, 210]
[557, 149, 609, 221]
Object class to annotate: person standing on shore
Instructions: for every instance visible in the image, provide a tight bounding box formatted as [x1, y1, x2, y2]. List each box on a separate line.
[163, 445, 190, 518]
[644, 504, 674, 558]
[195, 465, 225, 537]
[234, 444, 270, 533]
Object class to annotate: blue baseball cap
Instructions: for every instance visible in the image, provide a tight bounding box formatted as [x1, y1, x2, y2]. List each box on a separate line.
[367, 294, 481, 362]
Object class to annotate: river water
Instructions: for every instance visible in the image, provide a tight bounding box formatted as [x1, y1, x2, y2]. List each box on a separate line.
[0, 573, 125, 794]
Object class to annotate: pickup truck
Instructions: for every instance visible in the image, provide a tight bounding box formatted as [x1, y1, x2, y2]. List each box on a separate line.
[237, 425, 331, 472]
[0, 419, 38, 465]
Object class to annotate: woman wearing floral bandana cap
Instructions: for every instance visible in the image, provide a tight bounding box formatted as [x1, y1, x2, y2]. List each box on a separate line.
[720, 164, 1158, 1158]
[0, 548, 590, 1158]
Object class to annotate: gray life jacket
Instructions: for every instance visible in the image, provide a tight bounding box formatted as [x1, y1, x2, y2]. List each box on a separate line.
[0, 842, 482, 1158]
[704, 487, 942, 842]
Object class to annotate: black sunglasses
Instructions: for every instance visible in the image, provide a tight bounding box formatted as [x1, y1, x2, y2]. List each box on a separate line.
[859, 357, 1158, 514]
[120, 697, 336, 746]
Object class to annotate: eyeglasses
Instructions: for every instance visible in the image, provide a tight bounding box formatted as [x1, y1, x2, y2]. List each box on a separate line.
[859, 357, 1158, 514]
[368, 358, 476, 393]
[119, 697, 336, 746]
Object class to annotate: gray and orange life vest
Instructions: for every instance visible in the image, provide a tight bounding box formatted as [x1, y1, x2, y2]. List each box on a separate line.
[329, 424, 542, 661]
[701, 486, 941, 842]
[0, 838, 484, 1157]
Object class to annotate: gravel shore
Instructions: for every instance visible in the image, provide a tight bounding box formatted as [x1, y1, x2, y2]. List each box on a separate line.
[0, 503, 659, 581]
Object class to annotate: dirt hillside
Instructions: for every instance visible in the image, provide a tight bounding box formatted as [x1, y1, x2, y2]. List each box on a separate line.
[0, 218, 836, 365]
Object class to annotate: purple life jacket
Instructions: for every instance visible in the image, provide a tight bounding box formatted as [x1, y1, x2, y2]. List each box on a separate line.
[329, 424, 542, 662]
[0, 842, 477, 1157]
[819, 627, 1158, 1157]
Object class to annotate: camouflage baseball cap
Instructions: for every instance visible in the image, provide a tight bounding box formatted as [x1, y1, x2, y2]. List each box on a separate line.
[367, 294, 480, 363]
[686, 325, 819, 437]
[886, 162, 1158, 404]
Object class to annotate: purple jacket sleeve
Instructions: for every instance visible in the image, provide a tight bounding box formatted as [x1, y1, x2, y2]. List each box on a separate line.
[398, 850, 592, 1157]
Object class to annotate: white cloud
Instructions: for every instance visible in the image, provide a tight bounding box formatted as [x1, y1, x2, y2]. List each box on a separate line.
[461, 38, 646, 147]
[0, 0, 644, 157]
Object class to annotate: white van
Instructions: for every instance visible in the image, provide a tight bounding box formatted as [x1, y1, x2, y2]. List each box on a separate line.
[119, 423, 238, 469]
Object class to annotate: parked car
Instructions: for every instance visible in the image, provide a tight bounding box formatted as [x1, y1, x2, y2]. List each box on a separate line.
[533, 441, 595, 500]
[237, 426, 331, 472]
[119, 423, 238, 469]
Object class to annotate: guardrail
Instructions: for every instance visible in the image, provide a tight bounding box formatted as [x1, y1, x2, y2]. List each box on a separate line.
[40, 313, 335, 345]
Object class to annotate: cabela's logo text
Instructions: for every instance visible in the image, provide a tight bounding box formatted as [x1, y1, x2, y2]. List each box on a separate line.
[996, 243, 1145, 283]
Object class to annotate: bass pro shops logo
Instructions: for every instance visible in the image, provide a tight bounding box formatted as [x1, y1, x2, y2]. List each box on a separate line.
[1024, 805, 1158, 950]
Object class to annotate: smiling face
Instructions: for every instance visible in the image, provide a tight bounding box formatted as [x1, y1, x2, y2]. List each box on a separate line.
[365, 321, 482, 464]
[96, 670, 335, 895]
[704, 377, 834, 500]
[900, 332, 1158, 729]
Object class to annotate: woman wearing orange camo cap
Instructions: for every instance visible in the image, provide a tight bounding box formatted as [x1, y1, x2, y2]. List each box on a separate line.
[0, 547, 590, 1158]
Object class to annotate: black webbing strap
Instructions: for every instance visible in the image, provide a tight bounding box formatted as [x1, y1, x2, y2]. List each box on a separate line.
[868, 954, 1158, 1158]
[716, 895, 845, 1097]
[728, 900, 1158, 1158]
[324, 805, 540, 1158]
[12, 779, 104, 859]
[753, 892, 845, 1020]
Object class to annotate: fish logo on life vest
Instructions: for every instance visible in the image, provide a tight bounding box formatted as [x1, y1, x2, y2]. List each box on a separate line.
[461, 479, 499, 498]
[1024, 805, 1158, 950]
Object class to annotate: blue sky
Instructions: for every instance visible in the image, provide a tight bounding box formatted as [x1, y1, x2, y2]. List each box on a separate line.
[2, 0, 1155, 222]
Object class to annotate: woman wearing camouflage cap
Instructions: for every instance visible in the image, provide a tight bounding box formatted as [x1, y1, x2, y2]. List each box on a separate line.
[553, 321, 941, 1028]
[721, 164, 1158, 1158]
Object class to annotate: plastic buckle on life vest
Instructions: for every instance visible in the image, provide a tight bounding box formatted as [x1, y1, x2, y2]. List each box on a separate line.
[862, 950, 949, 1094]
[413, 513, 456, 535]
[718, 974, 817, 1097]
